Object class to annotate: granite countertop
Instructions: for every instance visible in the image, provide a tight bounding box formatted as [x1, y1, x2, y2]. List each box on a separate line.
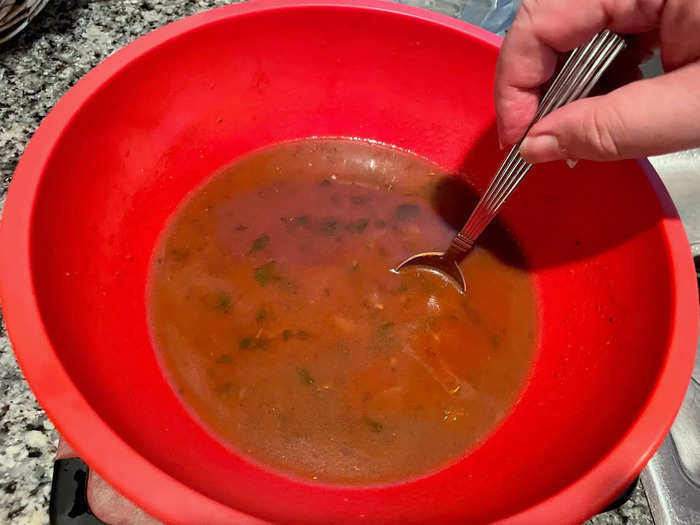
[0, 1, 652, 523]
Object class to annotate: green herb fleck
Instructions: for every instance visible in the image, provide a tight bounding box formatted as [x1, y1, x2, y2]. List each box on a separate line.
[347, 218, 369, 233]
[215, 292, 232, 312]
[282, 329, 294, 341]
[350, 195, 369, 205]
[319, 218, 341, 237]
[215, 382, 235, 398]
[254, 337, 269, 350]
[240, 336, 269, 350]
[256, 309, 267, 322]
[250, 234, 270, 252]
[281, 216, 310, 228]
[463, 305, 482, 325]
[395, 204, 419, 221]
[215, 354, 233, 364]
[254, 261, 276, 286]
[166, 248, 189, 262]
[378, 322, 395, 337]
[363, 417, 384, 433]
[296, 367, 314, 385]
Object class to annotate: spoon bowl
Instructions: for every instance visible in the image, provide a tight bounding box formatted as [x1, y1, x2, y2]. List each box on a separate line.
[395, 251, 467, 292]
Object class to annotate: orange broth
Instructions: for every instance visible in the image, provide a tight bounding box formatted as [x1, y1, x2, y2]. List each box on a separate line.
[148, 139, 536, 484]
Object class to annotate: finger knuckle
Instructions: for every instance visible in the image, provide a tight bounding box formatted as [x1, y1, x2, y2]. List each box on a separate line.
[584, 107, 623, 159]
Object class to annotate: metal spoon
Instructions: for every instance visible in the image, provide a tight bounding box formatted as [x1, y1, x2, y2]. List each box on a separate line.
[396, 30, 626, 292]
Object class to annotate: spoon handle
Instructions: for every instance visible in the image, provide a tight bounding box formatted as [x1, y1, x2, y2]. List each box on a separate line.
[447, 30, 626, 260]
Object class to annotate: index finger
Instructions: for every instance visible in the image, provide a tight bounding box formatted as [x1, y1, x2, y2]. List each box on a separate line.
[495, 0, 663, 145]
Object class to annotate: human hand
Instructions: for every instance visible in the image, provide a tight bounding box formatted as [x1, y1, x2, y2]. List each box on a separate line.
[56, 438, 160, 525]
[495, 0, 700, 162]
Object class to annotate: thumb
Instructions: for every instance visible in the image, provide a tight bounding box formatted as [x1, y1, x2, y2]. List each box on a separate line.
[519, 61, 700, 162]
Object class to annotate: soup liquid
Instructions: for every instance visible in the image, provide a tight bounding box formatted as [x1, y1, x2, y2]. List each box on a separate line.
[149, 139, 536, 484]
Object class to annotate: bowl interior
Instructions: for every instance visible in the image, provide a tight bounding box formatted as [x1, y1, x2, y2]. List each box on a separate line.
[22, 4, 684, 523]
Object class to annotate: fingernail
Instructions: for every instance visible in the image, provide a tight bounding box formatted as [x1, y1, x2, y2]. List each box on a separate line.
[566, 159, 578, 168]
[519, 134, 564, 163]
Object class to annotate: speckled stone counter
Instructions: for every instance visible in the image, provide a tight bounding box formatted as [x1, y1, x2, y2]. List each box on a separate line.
[0, 1, 653, 523]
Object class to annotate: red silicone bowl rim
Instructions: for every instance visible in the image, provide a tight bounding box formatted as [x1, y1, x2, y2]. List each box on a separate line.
[0, 1, 696, 523]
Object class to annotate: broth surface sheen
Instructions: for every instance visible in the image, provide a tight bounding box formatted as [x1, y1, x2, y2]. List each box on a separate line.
[149, 139, 537, 484]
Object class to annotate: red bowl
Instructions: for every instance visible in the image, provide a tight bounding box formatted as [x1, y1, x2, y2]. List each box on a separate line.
[0, 1, 697, 523]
